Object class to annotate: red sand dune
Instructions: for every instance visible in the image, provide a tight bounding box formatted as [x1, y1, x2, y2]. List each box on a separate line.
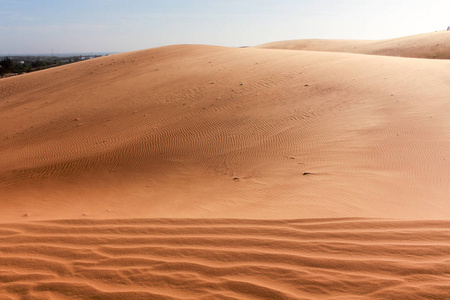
[257, 30, 450, 59]
[1, 32, 450, 299]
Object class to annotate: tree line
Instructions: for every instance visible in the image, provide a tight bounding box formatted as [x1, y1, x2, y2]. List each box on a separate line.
[0, 55, 98, 77]
[1, 57, 53, 76]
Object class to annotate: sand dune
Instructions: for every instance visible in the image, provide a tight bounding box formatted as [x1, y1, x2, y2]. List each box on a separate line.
[256, 31, 450, 59]
[1, 33, 450, 298]
[1, 218, 449, 299]
[2, 42, 450, 221]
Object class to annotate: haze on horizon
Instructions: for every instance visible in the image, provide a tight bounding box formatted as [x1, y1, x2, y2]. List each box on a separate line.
[1, 0, 450, 55]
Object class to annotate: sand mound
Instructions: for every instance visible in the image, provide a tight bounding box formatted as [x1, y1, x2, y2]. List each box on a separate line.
[256, 31, 450, 59]
[1, 218, 449, 299]
[2, 37, 450, 298]
[1, 44, 450, 221]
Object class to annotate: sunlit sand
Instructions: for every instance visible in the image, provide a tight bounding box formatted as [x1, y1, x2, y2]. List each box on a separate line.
[1, 32, 450, 299]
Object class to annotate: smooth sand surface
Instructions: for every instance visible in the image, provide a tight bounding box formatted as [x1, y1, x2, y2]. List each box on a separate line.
[1, 32, 450, 298]
[257, 30, 450, 59]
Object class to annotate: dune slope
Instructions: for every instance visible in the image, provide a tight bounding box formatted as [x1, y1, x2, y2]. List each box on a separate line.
[256, 31, 450, 59]
[1, 218, 450, 299]
[1, 44, 450, 221]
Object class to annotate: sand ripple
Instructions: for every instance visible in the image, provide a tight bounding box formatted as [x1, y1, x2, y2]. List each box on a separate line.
[1, 218, 449, 299]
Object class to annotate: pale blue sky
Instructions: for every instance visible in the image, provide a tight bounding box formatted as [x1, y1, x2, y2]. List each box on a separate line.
[1, 0, 450, 55]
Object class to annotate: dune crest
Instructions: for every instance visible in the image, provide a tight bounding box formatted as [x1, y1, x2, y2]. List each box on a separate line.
[256, 31, 450, 59]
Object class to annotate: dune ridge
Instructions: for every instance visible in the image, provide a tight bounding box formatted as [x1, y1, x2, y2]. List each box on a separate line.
[1, 218, 449, 299]
[2, 42, 450, 221]
[256, 31, 450, 59]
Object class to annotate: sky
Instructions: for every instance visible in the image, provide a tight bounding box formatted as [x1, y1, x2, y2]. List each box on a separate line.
[1, 0, 450, 55]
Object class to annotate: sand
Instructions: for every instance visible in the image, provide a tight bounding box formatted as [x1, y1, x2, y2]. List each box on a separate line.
[257, 30, 450, 59]
[1, 32, 450, 299]
[1, 219, 449, 299]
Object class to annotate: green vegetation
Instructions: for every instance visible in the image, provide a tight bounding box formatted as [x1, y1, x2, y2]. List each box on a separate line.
[0, 58, 14, 76]
[0, 55, 103, 78]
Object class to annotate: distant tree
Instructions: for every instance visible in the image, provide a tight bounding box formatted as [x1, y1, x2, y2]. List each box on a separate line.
[0, 58, 14, 75]
[31, 60, 47, 69]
